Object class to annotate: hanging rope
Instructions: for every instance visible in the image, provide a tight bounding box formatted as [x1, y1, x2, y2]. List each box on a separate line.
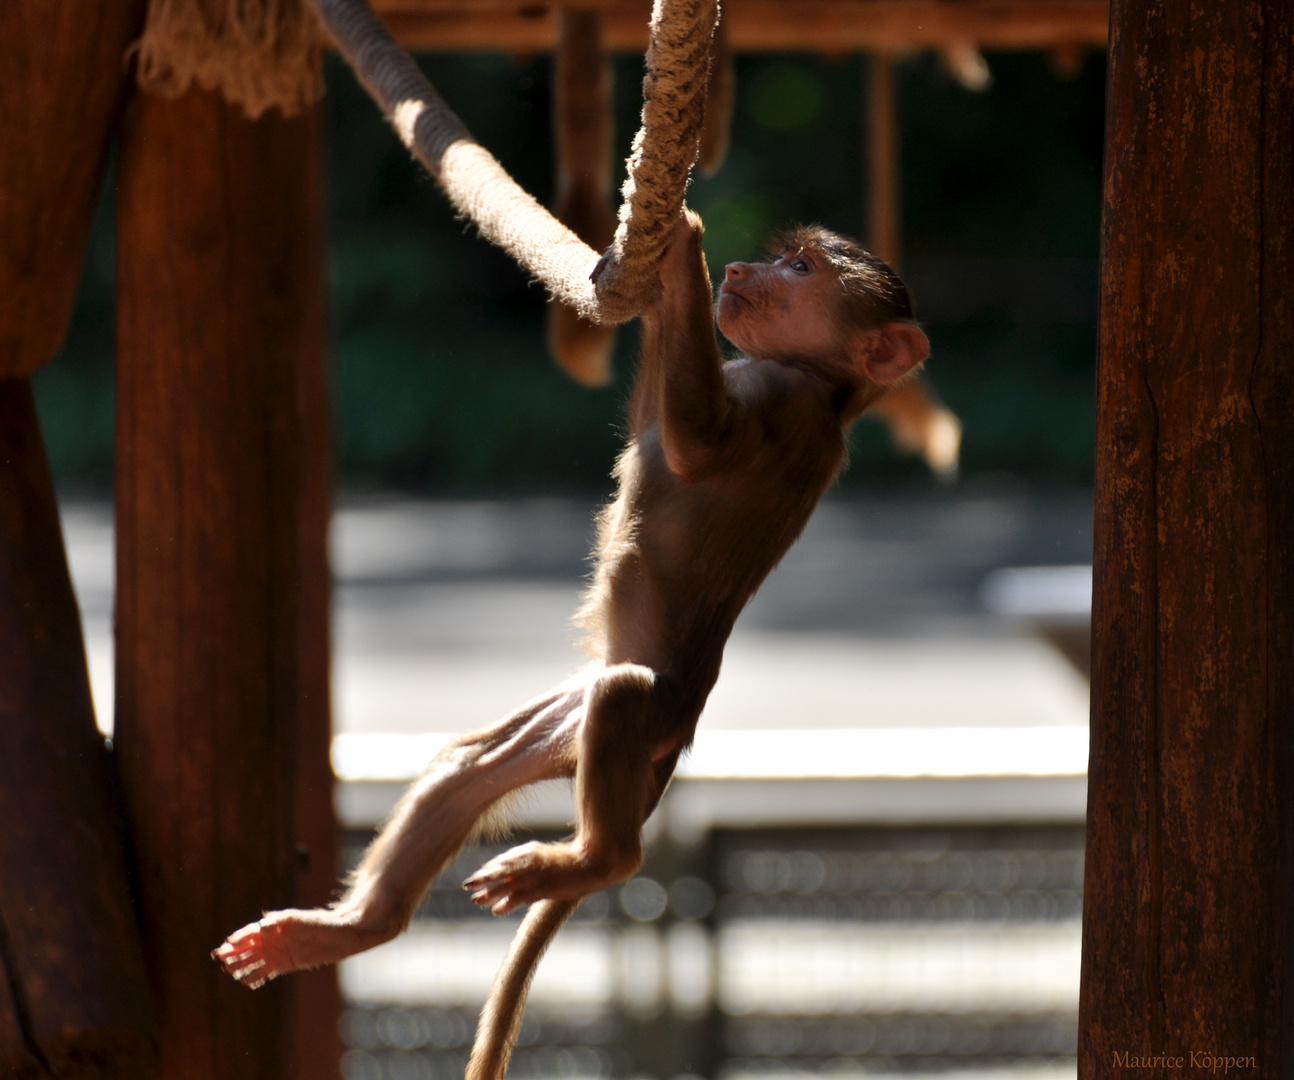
[312, 0, 718, 325]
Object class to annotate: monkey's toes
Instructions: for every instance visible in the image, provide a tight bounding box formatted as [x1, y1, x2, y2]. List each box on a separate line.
[465, 873, 526, 914]
[463, 842, 541, 889]
[463, 868, 517, 912]
[464, 842, 549, 914]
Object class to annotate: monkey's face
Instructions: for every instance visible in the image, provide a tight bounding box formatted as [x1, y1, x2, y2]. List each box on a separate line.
[715, 247, 844, 362]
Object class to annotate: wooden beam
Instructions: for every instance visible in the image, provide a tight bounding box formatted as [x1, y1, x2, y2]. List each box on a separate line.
[867, 51, 900, 267]
[0, 380, 157, 1079]
[0, 0, 146, 377]
[0, 5, 157, 1070]
[547, 10, 619, 386]
[375, 0, 1109, 51]
[115, 87, 338, 1080]
[1080, 0, 1294, 1072]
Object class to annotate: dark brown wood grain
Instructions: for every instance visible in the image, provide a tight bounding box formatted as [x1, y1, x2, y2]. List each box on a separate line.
[0, 379, 158, 1078]
[0, 958, 35, 1080]
[286, 121, 345, 1080]
[115, 88, 338, 1080]
[376, 0, 1110, 50]
[1080, 0, 1294, 1075]
[867, 52, 900, 268]
[0, 0, 146, 379]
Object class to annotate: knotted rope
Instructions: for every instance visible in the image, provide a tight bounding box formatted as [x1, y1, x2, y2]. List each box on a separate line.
[313, 0, 718, 324]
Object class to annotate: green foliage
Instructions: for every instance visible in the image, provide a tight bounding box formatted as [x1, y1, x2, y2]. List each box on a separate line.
[34, 47, 1106, 494]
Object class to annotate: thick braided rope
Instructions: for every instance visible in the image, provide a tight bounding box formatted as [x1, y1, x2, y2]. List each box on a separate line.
[595, 0, 717, 311]
[312, 0, 716, 324]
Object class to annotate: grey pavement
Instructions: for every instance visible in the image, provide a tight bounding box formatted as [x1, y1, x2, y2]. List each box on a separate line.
[62, 489, 1094, 737]
[328, 488, 1092, 739]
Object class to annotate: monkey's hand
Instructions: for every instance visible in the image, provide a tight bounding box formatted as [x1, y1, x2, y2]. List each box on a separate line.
[656, 208, 705, 296]
[213, 915, 298, 989]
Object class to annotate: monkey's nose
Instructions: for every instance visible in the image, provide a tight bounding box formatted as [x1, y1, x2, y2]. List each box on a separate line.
[724, 262, 749, 281]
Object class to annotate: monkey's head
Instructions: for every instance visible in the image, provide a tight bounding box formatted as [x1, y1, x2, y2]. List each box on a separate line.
[716, 226, 929, 413]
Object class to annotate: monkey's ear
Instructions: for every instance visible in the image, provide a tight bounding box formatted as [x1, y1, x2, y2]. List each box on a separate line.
[853, 321, 930, 385]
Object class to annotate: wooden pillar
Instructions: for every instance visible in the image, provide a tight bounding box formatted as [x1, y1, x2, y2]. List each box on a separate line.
[863, 53, 962, 481]
[866, 52, 900, 269]
[0, 382, 158, 1077]
[0, 0, 145, 377]
[547, 10, 618, 388]
[0, 0, 157, 1075]
[115, 87, 338, 1080]
[1080, 0, 1294, 1074]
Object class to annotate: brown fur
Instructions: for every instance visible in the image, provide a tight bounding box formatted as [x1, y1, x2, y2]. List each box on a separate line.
[465, 898, 579, 1080]
[213, 209, 928, 1080]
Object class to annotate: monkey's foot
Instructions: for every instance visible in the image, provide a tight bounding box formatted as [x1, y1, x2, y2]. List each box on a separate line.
[464, 840, 609, 916]
[212, 907, 383, 989]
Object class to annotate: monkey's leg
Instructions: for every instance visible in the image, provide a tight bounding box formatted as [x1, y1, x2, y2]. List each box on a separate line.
[464, 664, 669, 914]
[213, 680, 587, 987]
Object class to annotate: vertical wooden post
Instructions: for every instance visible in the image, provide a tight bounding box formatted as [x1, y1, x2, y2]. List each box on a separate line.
[866, 52, 900, 269]
[289, 202, 343, 1080]
[1080, 0, 1294, 1074]
[0, 380, 158, 1077]
[863, 53, 962, 481]
[0, 0, 157, 1074]
[0, 0, 145, 377]
[115, 87, 338, 1080]
[547, 10, 618, 388]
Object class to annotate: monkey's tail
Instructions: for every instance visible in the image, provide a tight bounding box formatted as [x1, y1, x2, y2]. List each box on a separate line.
[465, 898, 580, 1080]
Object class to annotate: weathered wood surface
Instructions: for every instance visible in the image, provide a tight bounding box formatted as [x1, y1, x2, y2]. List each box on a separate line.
[1080, 0, 1294, 1075]
[0, 0, 145, 379]
[375, 0, 1109, 51]
[0, 380, 157, 1079]
[866, 52, 899, 268]
[115, 88, 338, 1080]
[286, 133, 344, 1080]
[547, 10, 619, 387]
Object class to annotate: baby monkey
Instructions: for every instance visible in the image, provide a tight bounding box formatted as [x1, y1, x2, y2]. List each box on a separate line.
[214, 209, 928, 1080]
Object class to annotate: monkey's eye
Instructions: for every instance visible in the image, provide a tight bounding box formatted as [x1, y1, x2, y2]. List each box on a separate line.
[789, 257, 810, 273]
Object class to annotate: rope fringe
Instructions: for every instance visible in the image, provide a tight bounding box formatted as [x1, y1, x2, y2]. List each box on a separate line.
[136, 0, 326, 119]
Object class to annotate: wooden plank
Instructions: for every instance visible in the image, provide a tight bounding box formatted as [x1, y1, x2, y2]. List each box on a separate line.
[1080, 0, 1294, 1074]
[375, 0, 1109, 51]
[115, 88, 337, 1080]
[285, 118, 344, 1080]
[0, 0, 146, 378]
[0, 950, 38, 1080]
[867, 52, 900, 267]
[547, 11, 619, 386]
[0, 379, 157, 1078]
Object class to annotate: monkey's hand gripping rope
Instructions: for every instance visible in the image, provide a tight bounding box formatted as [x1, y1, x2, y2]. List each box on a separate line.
[312, 0, 718, 325]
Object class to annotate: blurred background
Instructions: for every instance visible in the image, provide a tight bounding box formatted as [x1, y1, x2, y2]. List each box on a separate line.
[48, 45, 1102, 1080]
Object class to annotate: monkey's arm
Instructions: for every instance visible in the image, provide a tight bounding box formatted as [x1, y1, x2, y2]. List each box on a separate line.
[637, 211, 730, 475]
